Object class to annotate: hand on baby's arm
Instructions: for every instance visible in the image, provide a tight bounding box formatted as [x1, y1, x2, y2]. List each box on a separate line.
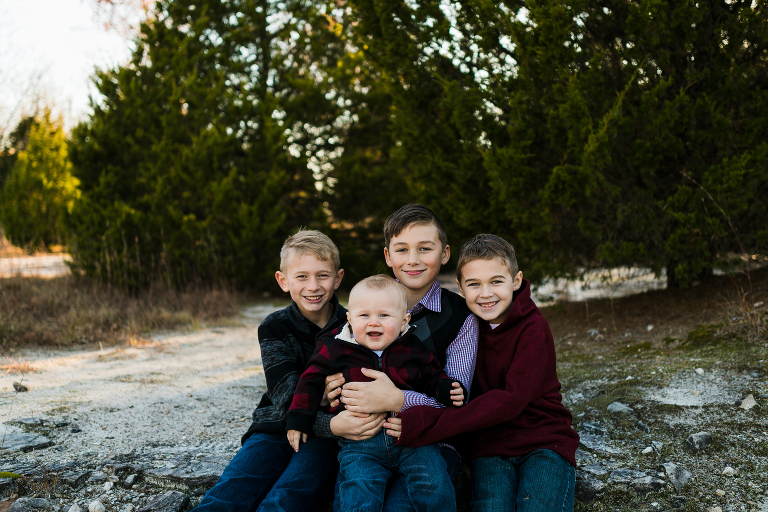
[287, 429, 307, 452]
[451, 381, 465, 407]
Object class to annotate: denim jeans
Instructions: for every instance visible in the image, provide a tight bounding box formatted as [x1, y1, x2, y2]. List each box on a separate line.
[470, 449, 575, 512]
[335, 430, 456, 512]
[192, 432, 339, 512]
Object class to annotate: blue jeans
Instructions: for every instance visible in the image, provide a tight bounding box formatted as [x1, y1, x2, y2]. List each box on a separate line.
[470, 450, 575, 512]
[193, 432, 339, 512]
[335, 430, 456, 512]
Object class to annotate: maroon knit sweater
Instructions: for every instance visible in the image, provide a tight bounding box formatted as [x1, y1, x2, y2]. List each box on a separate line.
[396, 279, 579, 467]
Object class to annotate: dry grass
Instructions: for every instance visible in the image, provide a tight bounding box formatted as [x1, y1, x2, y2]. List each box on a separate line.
[0, 357, 37, 374]
[0, 275, 245, 351]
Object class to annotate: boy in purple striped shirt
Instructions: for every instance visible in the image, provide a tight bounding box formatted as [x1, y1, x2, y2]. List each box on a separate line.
[325, 204, 479, 510]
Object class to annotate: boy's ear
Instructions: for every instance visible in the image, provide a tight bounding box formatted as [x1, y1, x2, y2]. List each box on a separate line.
[383, 247, 393, 268]
[346, 311, 352, 324]
[334, 269, 344, 290]
[440, 244, 450, 265]
[275, 271, 290, 292]
[513, 271, 524, 291]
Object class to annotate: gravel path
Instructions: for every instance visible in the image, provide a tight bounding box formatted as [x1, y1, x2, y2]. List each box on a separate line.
[1, 303, 282, 465]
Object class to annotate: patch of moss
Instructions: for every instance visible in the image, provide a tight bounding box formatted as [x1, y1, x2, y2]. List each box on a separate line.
[0, 471, 21, 479]
[680, 323, 725, 349]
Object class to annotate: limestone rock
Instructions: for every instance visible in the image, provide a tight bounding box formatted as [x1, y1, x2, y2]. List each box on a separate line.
[578, 433, 621, 455]
[137, 491, 190, 512]
[68, 505, 82, 512]
[575, 470, 605, 504]
[145, 461, 225, 491]
[0, 433, 54, 453]
[124, 474, 139, 489]
[661, 462, 692, 491]
[739, 394, 758, 410]
[607, 402, 634, 414]
[88, 501, 105, 512]
[685, 431, 711, 452]
[8, 498, 53, 511]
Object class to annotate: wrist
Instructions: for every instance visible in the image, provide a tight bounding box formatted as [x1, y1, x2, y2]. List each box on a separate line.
[391, 389, 405, 413]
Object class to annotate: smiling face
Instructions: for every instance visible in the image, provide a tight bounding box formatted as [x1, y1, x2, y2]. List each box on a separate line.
[275, 253, 343, 327]
[384, 223, 450, 304]
[457, 258, 523, 325]
[346, 287, 410, 352]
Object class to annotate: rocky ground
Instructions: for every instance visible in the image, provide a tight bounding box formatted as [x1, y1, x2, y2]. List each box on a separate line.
[2, 269, 767, 512]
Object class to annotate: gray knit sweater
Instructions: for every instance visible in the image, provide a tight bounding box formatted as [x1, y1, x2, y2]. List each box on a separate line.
[241, 295, 347, 444]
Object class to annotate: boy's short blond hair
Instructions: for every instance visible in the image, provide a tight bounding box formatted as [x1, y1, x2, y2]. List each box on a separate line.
[349, 274, 407, 311]
[456, 234, 519, 281]
[280, 229, 340, 273]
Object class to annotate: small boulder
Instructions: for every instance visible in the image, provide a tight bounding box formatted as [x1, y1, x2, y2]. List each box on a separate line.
[739, 394, 758, 410]
[12, 382, 28, 392]
[722, 466, 736, 476]
[575, 470, 605, 504]
[68, 505, 82, 512]
[8, 498, 53, 511]
[88, 501, 105, 512]
[685, 431, 711, 452]
[137, 491, 190, 512]
[661, 462, 692, 491]
[607, 402, 634, 414]
[124, 474, 139, 489]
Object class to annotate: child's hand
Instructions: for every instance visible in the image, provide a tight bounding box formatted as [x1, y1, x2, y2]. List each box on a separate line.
[322, 372, 345, 408]
[287, 429, 307, 452]
[450, 381, 464, 407]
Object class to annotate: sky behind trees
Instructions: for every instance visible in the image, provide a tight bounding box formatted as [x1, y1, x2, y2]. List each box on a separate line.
[0, 0, 133, 132]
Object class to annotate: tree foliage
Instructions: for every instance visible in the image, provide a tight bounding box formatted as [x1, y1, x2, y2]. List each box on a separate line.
[69, 0, 359, 289]
[0, 112, 79, 250]
[347, 0, 768, 285]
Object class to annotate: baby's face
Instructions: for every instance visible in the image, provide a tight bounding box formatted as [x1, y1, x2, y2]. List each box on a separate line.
[346, 288, 410, 352]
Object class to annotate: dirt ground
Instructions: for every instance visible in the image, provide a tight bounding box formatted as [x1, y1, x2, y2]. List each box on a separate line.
[1, 266, 767, 511]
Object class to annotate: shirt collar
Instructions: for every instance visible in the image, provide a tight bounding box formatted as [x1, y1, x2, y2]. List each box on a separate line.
[409, 280, 441, 315]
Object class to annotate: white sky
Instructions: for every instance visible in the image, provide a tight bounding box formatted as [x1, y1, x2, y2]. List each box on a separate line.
[0, 0, 134, 134]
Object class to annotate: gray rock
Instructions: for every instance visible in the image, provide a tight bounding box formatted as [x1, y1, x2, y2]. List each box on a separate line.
[145, 460, 226, 491]
[0, 433, 54, 453]
[582, 464, 608, 476]
[8, 497, 54, 511]
[636, 420, 650, 433]
[137, 491, 190, 512]
[68, 505, 82, 512]
[124, 474, 139, 489]
[574, 449, 594, 465]
[13, 382, 28, 392]
[88, 501, 106, 512]
[7, 418, 46, 428]
[661, 462, 692, 491]
[87, 472, 108, 484]
[608, 468, 648, 484]
[578, 432, 621, 455]
[685, 431, 712, 452]
[575, 470, 605, 503]
[607, 401, 634, 414]
[58, 470, 91, 488]
[630, 476, 666, 493]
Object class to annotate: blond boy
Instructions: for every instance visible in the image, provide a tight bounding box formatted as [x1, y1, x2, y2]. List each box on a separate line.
[193, 230, 346, 512]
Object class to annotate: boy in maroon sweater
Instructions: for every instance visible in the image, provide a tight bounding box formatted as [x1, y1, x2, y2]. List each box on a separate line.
[286, 275, 465, 512]
[389, 235, 579, 511]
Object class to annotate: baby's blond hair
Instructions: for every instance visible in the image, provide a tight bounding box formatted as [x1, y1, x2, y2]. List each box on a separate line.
[349, 274, 407, 311]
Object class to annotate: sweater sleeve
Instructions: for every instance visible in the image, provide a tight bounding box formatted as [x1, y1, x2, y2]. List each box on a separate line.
[285, 338, 334, 435]
[397, 323, 551, 447]
[248, 321, 309, 433]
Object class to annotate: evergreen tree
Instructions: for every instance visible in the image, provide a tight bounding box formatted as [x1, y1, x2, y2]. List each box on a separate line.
[348, 0, 768, 285]
[69, 0, 352, 289]
[0, 112, 79, 250]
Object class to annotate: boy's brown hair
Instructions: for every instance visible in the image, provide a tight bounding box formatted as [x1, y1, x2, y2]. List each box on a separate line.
[349, 274, 408, 311]
[456, 234, 519, 281]
[383, 204, 448, 250]
[280, 229, 340, 273]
